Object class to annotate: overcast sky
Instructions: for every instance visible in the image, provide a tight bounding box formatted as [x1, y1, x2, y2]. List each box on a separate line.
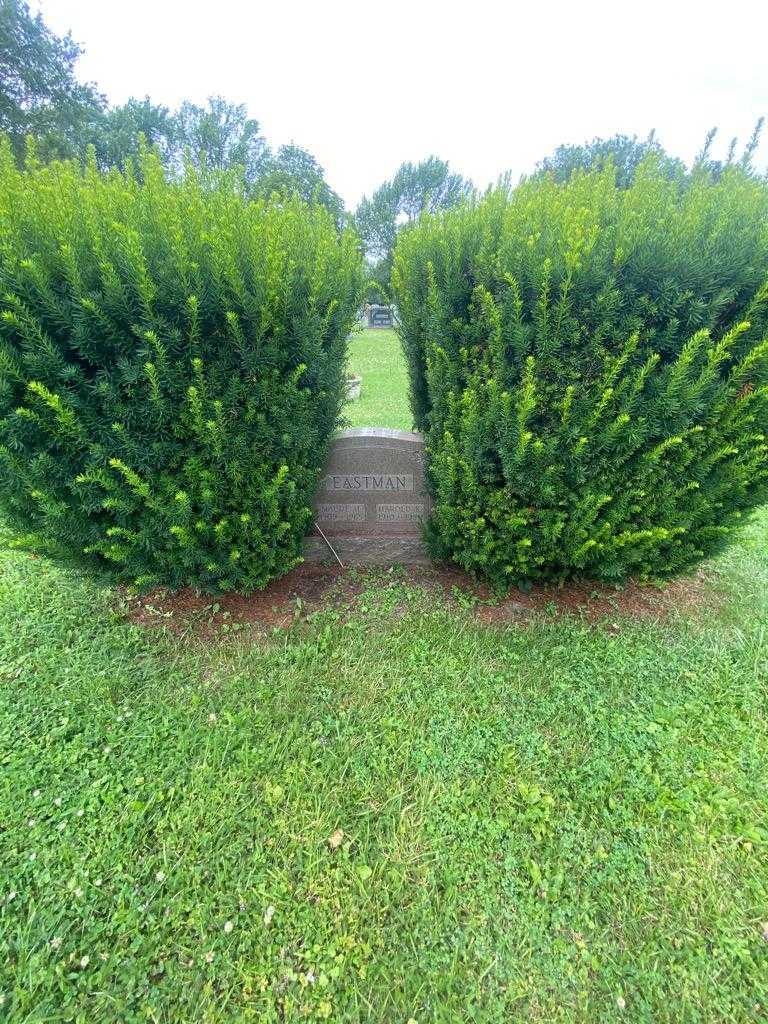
[37, 0, 768, 208]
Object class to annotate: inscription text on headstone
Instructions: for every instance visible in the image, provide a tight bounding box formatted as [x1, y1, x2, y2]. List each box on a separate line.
[324, 473, 413, 492]
[316, 503, 366, 523]
[376, 503, 427, 524]
[305, 428, 432, 564]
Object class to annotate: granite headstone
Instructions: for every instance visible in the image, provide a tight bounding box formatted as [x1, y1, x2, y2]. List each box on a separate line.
[304, 428, 431, 564]
[367, 304, 393, 328]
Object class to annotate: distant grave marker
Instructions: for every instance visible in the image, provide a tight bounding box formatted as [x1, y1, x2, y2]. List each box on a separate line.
[367, 304, 394, 328]
[304, 428, 431, 564]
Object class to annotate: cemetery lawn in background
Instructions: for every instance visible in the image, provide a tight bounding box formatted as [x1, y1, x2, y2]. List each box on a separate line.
[2, 510, 768, 1020]
[343, 327, 413, 431]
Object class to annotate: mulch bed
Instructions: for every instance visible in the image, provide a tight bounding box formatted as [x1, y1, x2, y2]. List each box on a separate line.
[121, 560, 719, 642]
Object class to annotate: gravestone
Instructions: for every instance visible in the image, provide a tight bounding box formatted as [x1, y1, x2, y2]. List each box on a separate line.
[367, 304, 393, 328]
[304, 428, 431, 564]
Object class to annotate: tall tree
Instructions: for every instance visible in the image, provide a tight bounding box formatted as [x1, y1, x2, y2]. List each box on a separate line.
[253, 143, 345, 224]
[0, 0, 103, 162]
[355, 157, 472, 291]
[90, 96, 177, 171]
[388, 157, 472, 221]
[355, 189, 399, 265]
[173, 95, 269, 184]
[537, 132, 684, 188]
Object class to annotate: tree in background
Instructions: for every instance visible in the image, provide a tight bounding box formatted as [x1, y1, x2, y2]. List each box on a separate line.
[253, 143, 345, 223]
[0, 0, 103, 162]
[538, 123, 766, 188]
[0, 2, 349, 227]
[173, 96, 269, 185]
[537, 131, 684, 188]
[355, 189, 398, 266]
[389, 157, 472, 221]
[92, 96, 350, 214]
[87, 104, 346, 221]
[355, 157, 472, 297]
[89, 97, 177, 171]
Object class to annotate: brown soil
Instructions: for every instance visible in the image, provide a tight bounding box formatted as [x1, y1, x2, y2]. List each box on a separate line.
[121, 560, 719, 642]
[470, 570, 716, 629]
[121, 563, 355, 639]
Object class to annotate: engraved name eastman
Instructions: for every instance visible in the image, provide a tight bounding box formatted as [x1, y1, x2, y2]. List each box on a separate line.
[324, 473, 414, 492]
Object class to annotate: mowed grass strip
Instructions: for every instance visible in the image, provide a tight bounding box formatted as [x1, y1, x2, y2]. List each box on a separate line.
[343, 327, 413, 432]
[1, 513, 767, 1021]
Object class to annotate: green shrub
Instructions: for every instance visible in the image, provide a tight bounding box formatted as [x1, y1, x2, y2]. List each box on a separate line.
[393, 161, 768, 588]
[0, 141, 363, 590]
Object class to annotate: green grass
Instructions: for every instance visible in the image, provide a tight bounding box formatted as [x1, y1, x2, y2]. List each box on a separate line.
[2, 512, 768, 1021]
[343, 327, 413, 431]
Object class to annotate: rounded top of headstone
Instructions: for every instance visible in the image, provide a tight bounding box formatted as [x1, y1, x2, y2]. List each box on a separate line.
[336, 427, 423, 443]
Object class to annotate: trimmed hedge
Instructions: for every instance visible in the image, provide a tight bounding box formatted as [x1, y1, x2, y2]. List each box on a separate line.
[393, 161, 768, 588]
[0, 142, 363, 590]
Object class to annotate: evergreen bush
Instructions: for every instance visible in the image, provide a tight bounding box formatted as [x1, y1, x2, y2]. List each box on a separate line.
[0, 141, 363, 590]
[393, 161, 768, 588]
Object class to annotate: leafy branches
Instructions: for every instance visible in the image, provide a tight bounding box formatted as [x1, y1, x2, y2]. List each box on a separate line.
[393, 161, 768, 588]
[0, 141, 364, 590]
[0, 0, 104, 162]
[355, 157, 473, 293]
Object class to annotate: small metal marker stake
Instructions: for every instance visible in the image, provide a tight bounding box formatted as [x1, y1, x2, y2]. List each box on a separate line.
[313, 521, 344, 568]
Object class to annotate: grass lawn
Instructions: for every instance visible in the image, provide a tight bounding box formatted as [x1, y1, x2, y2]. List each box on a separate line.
[2, 510, 768, 1022]
[343, 327, 413, 432]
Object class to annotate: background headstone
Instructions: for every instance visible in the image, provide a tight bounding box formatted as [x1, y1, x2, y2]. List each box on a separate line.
[304, 428, 431, 564]
[367, 304, 393, 328]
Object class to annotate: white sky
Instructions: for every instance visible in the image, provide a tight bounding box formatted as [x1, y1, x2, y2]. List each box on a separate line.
[37, 0, 768, 209]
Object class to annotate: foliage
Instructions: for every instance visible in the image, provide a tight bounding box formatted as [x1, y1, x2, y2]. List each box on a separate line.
[0, 0, 104, 162]
[1, 511, 768, 1021]
[0, 141, 363, 590]
[88, 97, 178, 171]
[694, 119, 766, 181]
[537, 131, 684, 188]
[253, 143, 345, 224]
[363, 259, 392, 303]
[355, 187, 398, 265]
[393, 160, 768, 588]
[0, 4, 347, 224]
[173, 95, 269, 185]
[88, 105, 346, 225]
[85, 104, 345, 225]
[355, 157, 472, 282]
[537, 123, 766, 189]
[388, 156, 473, 221]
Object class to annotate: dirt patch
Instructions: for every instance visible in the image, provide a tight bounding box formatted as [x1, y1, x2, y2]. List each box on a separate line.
[122, 560, 720, 642]
[121, 564, 358, 640]
[470, 570, 717, 628]
[391, 563, 717, 628]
